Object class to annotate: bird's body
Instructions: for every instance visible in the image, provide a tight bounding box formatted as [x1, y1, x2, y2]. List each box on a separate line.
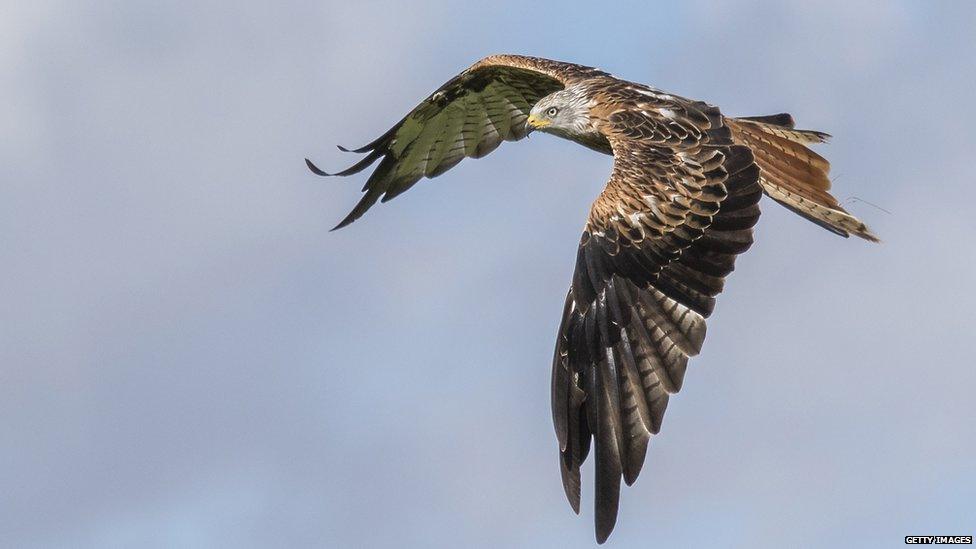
[308, 54, 877, 543]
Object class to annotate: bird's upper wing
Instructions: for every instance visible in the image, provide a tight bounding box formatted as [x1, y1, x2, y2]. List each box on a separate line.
[550, 86, 763, 543]
[307, 54, 608, 229]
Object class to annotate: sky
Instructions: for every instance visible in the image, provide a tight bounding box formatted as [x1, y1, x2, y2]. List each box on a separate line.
[2, 1, 975, 547]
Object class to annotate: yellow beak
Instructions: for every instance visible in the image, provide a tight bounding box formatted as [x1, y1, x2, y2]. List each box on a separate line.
[526, 114, 550, 131]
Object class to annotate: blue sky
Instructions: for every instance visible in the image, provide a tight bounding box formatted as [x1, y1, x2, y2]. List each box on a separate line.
[2, 1, 975, 547]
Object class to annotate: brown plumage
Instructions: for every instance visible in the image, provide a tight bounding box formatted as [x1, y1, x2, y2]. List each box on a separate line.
[307, 54, 878, 543]
[727, 116, 879, 241]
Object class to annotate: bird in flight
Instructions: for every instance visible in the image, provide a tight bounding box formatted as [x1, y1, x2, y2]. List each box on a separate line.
[307, 54, 878, 543]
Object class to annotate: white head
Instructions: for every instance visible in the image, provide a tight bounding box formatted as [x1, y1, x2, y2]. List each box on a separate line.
[526, 86, 595, 139]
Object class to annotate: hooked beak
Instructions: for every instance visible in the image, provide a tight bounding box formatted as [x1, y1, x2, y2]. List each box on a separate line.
[525, 113, 549, 135]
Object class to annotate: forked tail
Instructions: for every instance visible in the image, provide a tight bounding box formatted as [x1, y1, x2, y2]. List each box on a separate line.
[727, 114, 879, 242]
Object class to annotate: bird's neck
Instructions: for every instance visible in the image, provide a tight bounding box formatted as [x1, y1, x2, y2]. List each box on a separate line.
[550, 126, 613, 155]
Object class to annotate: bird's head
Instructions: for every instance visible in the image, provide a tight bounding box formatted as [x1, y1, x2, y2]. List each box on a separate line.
[526, 86, 594, 139]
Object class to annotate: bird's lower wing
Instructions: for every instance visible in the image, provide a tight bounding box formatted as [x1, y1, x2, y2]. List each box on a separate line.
[552, 93, 763, 542]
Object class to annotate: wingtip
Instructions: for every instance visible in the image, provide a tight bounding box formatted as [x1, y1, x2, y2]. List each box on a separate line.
[330, 209, 363, 231]
[594, 505, 618, 544]
[337, 144, 352, 152]
[569, 491, 581, 515]
[305, 157, 332, 176]
[559, 455, 582, 514]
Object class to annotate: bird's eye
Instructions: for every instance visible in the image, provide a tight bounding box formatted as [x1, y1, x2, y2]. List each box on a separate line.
[546, 107, 559, 117]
